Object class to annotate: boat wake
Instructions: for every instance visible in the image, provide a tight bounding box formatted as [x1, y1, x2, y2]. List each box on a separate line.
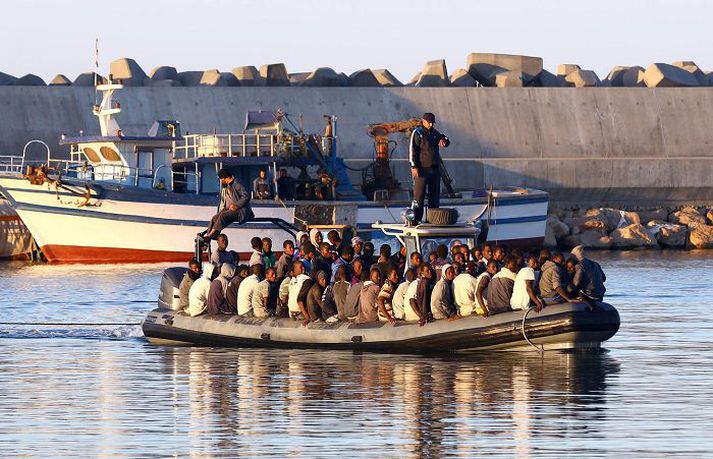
[0, 324, 144, 340]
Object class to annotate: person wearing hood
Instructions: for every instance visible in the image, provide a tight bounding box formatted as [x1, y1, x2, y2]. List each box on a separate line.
[539, 252, 576, 305]
[238, 264, 264, 316]
[252, 267, 277, 318]
[309, 229, 323, 248]
[187, 262, 216, 317]
[306, 270, 330, 322]
[351, 236, 364, 260]
[356, 267, 382, 323]
[431, 264, 458, 320]
[571, 245, 607, 303]
[179, 259, 202, 311]
[288, 260, 314, 325]
[207, 263, 236, 315]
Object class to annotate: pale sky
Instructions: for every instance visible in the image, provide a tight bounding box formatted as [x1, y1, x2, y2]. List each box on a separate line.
[2, 0, 711, 82]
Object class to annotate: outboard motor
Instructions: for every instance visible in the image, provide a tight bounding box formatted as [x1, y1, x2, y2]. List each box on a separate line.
[158, 267, 187, 310]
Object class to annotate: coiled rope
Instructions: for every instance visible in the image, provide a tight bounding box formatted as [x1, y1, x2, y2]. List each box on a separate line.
[521, 307, 545, 354]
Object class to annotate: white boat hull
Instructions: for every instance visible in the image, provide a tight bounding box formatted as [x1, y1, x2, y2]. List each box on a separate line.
[0, 174, 547, 263]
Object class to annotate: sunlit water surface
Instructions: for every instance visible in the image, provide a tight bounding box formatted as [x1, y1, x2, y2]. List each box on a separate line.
[1, 251, 712, 457]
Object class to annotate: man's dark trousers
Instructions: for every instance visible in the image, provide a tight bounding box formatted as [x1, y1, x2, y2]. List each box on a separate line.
[413, 166, 440, 223]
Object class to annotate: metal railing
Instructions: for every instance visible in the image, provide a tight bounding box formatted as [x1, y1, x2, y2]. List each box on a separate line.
[0, 155, 24, 173]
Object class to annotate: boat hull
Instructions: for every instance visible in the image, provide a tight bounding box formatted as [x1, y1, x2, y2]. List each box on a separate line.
[0, 174, 548, 263]
[142, 303, 620, 353]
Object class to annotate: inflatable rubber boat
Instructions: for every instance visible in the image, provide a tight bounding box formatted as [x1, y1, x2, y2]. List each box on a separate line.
[142, 268, 620, 353]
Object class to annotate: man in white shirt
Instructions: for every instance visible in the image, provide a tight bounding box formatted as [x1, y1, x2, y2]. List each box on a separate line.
[511, 255, 544, 311]
[187, 263, 216, 317]
[237, 264, 264, 316]
[453, 262, 479, 317]
[392, 270, 415, 320]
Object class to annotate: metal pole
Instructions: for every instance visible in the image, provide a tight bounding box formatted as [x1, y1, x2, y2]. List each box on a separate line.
[195, 162, 199, 194]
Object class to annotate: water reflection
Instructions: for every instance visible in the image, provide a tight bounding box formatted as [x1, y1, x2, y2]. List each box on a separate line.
[157, 348, 619, 457]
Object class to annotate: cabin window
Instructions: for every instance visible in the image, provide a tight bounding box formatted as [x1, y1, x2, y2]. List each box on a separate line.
[99, 146, 121, 162]
[82, 147, 101, 163]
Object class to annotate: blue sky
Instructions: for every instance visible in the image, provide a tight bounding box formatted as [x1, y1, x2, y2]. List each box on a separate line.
[2, 0, 710, 82]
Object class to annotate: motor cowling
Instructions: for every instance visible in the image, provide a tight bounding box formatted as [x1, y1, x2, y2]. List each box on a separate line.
[158, 267, 187, 310]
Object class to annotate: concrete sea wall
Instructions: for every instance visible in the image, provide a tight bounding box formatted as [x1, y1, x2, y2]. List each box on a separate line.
[1, 86, 713, 207]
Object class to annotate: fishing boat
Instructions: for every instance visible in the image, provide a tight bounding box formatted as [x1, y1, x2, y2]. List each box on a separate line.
[0, 81, 548, 263]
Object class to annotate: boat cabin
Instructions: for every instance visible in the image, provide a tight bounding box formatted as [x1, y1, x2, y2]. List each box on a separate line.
[372, 222, 482, 273]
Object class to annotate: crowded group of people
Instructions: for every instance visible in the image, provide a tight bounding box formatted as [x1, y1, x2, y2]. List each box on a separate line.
[178, 226, 607, 327]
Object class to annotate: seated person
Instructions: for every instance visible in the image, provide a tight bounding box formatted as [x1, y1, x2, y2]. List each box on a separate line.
[405, 264, 434, 326]
[356, 267, 382, 323]
[486, 255, 519, 314]
[453, 261, 479, 317]
[237, 264, 264, 317]
[210, 234, 238, 266]
[252, 267, 277, 318]
[311, 243, 334, 282]
[392, 270, 415, 321]
[276, 168, 295, 200]
[225, 264, 249, 314]
[306, 270, 332, 322]
[475, 261, 499, 317]
[275, 240, 295, 281]
[276, 270, 292, 318]
[571, 246, 607, 303]
[249, 237, 264, 267]
[511, 255, 544, 312]
[377, 268, 400, 323]
[262, 237, 276, 268]
[252, 168, 274, 200]
[330, 265, 353, 321]
[314, 170, 336, 200]
[206, 263, 236, 315]
[539, 253, 576, 305]
[287, 260, 314, 325]
[187, 263, 216, 317]
[431, 264, 458, 320]
[178, 258, 202, 311]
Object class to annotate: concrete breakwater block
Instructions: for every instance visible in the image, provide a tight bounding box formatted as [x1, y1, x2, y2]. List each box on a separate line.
[200, 69, 239, 87]
[16, 74, 46, 86]
[415, 59, 449, 87]
[406, 72, 421, 86]
[259, 63, 290, 86]
[149, 66, 179, 81]
[73, 72, 107, 86]
[109, 58, 148, 86]
[449, 68, 476, 87]
[349, 69, 379, 87]
[536, 69, 566, 87]
[644, 63, 700, 87]
[301, 67, 341, 86]
[565, 69, 600, 87]
[289, 72, 310, 85]
[467, 53, 543, 85]
[178, 71, 204, 86]
[373, 68, 402, 87]
[557, 64, 581, 77]
[232, 66, 264, 86]
[0, 71, 18, 85]
[49, 74, 72, 86]
[495, 70, 524, 87]
[672, 61, 709, 85]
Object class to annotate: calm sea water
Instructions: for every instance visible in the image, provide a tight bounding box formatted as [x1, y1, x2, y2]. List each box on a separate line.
[1, 251, 712, 457]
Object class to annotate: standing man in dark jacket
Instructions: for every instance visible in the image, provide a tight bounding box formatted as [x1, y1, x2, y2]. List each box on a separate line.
[200, 169, 254, 241]
[409, 112, 450, 224]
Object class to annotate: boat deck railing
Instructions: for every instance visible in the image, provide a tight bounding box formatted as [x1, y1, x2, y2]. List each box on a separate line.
[173, 132, 335, 162]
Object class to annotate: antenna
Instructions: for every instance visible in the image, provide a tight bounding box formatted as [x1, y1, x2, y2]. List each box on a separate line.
[94, 38, 99, 105]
